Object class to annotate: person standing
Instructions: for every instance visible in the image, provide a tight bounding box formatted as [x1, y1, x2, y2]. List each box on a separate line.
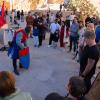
[38, 16, 46, 47]
[21, 10, 24, 22]
[95, 21, 100, 43]
[69, 17, 79, 52]
[11, 10, 15, 24]
[26, 12, 33, 27]
[69, 13, 75, 27]
[48, 19, 60, 47]
[49, 13, 55, 25]
[17, 10, 20, 20]
[8, 26, 31, 75]
[59, 21, 66, 48]
[33, 25, 39, 47]
[79, 31, 100, 93]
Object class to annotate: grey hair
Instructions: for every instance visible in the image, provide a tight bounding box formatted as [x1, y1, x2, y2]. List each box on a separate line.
[84, 31, 96, 39]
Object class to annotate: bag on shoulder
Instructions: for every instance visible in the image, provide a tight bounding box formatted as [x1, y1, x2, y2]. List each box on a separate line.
[53, 30, 59, 42]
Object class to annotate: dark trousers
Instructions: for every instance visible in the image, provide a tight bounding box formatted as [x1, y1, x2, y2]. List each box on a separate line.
[12, 59, 23, 71]
[69, 35, 78, 52]
[84, 76, 92, 93]
[49, 34, 54, 45]
[12, 59, 17, 71]
[38, 35, 43, 46]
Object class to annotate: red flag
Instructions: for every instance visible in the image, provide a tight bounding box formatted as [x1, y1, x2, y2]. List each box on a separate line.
[1, 1, 4, 18]
[0, 1, 5, 28]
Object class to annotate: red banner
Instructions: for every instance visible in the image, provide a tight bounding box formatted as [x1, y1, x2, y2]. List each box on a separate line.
[0, 1, 5, 28]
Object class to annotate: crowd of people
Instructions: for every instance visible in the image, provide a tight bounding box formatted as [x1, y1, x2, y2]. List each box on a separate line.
[0, 8, 100, 100]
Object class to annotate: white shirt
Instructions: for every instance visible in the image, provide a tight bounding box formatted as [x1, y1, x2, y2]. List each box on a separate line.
[50, 23, 60, 34]
[78, 27, 86, 46]
[69, 14, 75, 21]
[49, 15, 55, 23]
[6, 15, 10, 24]
[0, 7, 1, 12]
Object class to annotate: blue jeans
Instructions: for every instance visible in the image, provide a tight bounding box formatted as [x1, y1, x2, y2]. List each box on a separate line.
[69, 35, 78, 52]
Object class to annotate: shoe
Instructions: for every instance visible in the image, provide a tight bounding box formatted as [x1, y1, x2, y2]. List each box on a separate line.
[0, 47, 6, 51]
[48, 45, 51, 47]
[19, 66, 24, 69]
[14, 70, 20, 75]
[19, 63, 24, 69]
[67, 50, 71, 53]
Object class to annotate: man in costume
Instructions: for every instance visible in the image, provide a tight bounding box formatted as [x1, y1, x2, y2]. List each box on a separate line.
[8, 26, 31, 75]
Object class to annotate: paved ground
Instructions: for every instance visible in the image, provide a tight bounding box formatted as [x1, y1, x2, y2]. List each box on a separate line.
[0, 34, 79, 100]
[0, 21, 99, 100]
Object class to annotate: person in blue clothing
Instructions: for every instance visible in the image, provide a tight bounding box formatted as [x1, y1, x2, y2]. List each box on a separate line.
[69, 17, 79, 52]
[95, 20, 100, 43]
[8, 26, 31, 75]
[33, 25, 39, 47]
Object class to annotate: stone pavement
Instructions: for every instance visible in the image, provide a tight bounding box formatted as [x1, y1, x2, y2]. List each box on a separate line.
[0, 21, 99, 100]
[0, 36, 79, 100]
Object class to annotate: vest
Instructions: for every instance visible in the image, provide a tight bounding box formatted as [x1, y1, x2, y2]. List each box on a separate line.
[14, 29, 28, 43]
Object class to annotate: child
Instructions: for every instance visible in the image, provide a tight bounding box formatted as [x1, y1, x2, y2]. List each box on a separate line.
[33, 26, 39, 47]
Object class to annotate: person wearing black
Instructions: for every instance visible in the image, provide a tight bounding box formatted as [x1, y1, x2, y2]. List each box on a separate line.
[38, 16, 45, 47]
[21, 10, 24, 22]
[79, 31, 100, 93]
[85, 15, 92, 24]
[60, 4, 62, 12]
[17, 10, 20, 20]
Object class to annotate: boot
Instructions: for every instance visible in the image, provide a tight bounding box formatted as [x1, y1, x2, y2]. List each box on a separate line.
[19, 62, 24, 69]
[14, 69, 20, 75]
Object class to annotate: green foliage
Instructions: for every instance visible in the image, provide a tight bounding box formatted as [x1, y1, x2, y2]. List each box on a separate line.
[65, 0, 97, 15]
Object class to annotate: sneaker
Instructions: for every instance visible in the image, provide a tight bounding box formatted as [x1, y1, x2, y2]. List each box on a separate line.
[47, 45, 51, 47]
[14, 70, 20, 75]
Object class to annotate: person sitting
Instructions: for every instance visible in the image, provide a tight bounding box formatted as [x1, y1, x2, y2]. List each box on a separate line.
[0, 71, 32, 100]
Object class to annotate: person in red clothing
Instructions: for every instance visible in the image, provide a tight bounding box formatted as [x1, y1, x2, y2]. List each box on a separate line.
[8, 26, 31, 75]
[60, 21, 69, 48]
[26, 12, 33, 26]
[0, 1, 5, 28]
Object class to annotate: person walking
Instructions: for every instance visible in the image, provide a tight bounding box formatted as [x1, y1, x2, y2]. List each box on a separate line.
[69, 17, 79, 52]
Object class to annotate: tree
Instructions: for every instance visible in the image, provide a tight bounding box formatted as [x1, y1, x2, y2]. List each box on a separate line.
[65, 0, 97, 15]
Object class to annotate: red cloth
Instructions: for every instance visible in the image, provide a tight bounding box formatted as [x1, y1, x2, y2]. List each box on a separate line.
[14, 29, 28, 42]
[19, 47, 29, 56]
[1, 1, 4, 18]
[0, 1, 5, 28]
[60, 26, 65, 47]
